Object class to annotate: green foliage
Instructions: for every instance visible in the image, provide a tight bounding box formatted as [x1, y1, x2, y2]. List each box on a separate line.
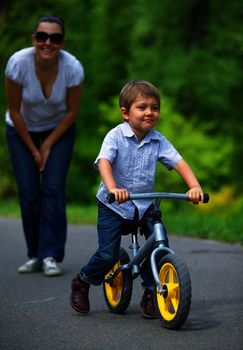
[0, 0, 242, 217]
[156, 98, 233, 191]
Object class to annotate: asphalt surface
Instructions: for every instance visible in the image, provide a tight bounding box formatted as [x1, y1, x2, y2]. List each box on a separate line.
[0, 217, 243, 350]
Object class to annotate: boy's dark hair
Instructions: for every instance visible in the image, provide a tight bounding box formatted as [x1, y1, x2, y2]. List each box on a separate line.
[119, 80, 161, 112]
[34, 16, 65, 36]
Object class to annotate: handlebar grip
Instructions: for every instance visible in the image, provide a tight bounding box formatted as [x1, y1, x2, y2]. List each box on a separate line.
[203, 193, 210, 203]
[107, 192, 210, 203]
[107, 193, 116, 204]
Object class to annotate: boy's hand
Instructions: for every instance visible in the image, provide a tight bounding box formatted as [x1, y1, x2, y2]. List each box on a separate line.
[110, 188, 129, 204]
[187, 186, 204, 204]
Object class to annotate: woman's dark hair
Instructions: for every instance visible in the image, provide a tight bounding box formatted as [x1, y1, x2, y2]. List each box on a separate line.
[34, 16, 65, 36]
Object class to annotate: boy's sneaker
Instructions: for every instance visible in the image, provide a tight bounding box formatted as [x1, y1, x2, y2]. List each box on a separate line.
[18, 258, 42, 273]
[70, 274, 90, 313]
[140, 289, 158, 319]
[43, 257, 62, 276]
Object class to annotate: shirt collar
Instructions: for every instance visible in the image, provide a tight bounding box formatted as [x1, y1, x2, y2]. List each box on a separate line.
[122, 122, 134, 137]
[121, 122, 160, 143]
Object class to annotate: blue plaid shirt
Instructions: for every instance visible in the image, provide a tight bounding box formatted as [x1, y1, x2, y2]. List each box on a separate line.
[94, 122, 182, 219]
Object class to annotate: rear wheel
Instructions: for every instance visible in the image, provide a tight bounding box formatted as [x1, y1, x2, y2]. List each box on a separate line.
[103, 247, 133, 314]
[155, 254, 191, 329]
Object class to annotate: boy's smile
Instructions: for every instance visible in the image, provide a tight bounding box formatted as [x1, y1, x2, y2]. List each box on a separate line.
[121, 96, 160, 141]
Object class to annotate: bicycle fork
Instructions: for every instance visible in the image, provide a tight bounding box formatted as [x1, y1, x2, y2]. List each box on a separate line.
[150, 222, 174, 294]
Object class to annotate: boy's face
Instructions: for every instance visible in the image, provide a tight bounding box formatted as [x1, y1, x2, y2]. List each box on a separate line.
[120, 95, 160, 141]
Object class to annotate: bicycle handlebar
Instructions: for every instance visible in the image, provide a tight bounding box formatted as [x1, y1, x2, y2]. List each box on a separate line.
[107, 192, 210, 204]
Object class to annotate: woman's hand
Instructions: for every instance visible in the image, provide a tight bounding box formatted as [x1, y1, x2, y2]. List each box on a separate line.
[38, 142, 52, 172]
[30, 148, 42, 171]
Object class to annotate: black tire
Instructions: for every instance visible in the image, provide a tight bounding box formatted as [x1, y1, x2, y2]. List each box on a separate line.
[103, 247, 133, 314]
[154, 254, 191, 330]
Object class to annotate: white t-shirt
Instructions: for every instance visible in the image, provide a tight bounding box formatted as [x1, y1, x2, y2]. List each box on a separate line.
[5, 47, 84, 132]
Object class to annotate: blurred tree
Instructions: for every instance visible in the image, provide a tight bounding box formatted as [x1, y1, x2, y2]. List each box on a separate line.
[0, 0, 242, 202]
[127, 0, 243, 191]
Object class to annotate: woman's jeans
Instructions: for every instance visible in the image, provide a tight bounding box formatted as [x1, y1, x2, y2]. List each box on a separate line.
[80, 201, 163, 288]
[6, 124, 75, 262]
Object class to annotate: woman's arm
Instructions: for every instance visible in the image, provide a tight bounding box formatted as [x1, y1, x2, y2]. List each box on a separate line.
[98, 158, 129, 203]
[39, 83, 83, 171]
[5, 77, 42, 166]
[174, 159, 203, 203]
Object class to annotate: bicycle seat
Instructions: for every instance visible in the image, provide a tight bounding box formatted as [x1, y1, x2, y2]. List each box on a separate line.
[121, 220, 139, 236]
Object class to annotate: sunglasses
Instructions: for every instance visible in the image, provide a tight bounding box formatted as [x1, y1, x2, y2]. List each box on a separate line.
[34, 31, 64, 44]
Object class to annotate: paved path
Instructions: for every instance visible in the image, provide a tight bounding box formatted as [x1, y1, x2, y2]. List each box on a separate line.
[0, 217, 243, 350]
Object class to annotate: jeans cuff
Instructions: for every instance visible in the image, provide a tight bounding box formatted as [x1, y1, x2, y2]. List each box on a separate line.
[79, 270, 102, 286]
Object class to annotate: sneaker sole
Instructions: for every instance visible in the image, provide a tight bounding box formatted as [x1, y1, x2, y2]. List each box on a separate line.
[18, 267, 42, 273]
[43, 271, 62, 277]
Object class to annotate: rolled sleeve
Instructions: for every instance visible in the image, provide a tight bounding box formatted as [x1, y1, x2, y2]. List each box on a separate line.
[65, 60, 84, 87]
[93, 130, 118, 170]
[158, 138, 182, 170]
[5, 56, 27, 84]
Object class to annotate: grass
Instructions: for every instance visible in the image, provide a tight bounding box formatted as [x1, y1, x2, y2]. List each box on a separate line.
[0, 199, 242, 244]
[0, 199, 97, 224]
[0, 200, 21, 218]
[67, 203, 97, 224]
[163, 206, 243, 244]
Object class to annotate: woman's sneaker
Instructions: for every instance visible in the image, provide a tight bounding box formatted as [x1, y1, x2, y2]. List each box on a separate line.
[43, 257, 62, 276]
[18, 258, 42, 273]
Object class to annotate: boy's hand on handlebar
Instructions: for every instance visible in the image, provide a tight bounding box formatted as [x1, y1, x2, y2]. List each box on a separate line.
[187, 186, 204, 204]
[109, 188, 129, 204]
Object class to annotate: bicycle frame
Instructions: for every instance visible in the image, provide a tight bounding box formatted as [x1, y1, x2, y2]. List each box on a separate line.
[106, 192, 209, 294]
[128, 223, 174, 294]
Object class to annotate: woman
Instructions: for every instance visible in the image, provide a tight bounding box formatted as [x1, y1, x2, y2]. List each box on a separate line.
[5, 16, 84, 276]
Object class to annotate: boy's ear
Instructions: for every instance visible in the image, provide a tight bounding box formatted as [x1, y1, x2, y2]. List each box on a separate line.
[120, 107, 129, 121]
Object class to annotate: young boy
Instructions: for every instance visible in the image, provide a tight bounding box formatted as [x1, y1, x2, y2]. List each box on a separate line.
[70, 80, 203, 318]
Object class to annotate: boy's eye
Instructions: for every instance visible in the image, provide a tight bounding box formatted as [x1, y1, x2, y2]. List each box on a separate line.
[137, 105, 159, 111]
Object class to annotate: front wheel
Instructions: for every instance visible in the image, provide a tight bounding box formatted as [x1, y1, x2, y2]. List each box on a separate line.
[103, 247, 133, 314]
[154, 254, 191, 330]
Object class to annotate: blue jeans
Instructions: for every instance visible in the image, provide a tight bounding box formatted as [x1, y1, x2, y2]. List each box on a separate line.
[6, 124, 75, 262]
[80, 201, 162, 288]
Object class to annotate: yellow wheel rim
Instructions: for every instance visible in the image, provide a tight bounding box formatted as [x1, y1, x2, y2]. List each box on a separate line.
[157, 262, 180, 321]
[104, 262, 123, 307]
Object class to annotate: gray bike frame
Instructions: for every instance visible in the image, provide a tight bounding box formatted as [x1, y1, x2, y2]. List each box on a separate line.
[107, 192, 189, 294]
